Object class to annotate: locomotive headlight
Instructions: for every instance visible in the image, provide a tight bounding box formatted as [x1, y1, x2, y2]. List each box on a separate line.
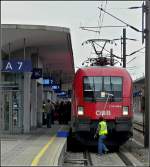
[123, 106, 129, 115]
[78, 106, 84, 115]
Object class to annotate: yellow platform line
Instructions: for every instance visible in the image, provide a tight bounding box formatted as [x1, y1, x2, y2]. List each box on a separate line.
[31, 126, 64, 166]
[31, 135, 56, 166]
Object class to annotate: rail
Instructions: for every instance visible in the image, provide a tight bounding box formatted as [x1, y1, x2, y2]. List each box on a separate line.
[63, 151, 92, 166]
[83, 151, 93, 166]
[133, 121, 144, 134]
[63, 150, 144, 166]
[118, 147, 144, 166]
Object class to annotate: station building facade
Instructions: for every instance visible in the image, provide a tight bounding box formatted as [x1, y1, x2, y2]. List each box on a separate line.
[0, 24, 74, 134]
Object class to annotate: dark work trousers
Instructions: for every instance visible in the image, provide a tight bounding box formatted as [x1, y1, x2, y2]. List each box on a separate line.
[47, 112, 51, 128]
[98, 135, 108, 155]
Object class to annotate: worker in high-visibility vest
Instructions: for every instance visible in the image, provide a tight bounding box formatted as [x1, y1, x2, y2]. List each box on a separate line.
[96, 116, 109, 155]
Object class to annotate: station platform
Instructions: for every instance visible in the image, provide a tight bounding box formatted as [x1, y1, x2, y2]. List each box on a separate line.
[133, 112, 143, 123]
[1, 124, 69, 166]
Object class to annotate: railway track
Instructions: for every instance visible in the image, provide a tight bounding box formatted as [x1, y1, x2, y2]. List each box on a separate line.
[62, 149, 143, 166]
[133, 121, 144, 134]
[63, 151, 92, 166]
[63, 121, 145, 166]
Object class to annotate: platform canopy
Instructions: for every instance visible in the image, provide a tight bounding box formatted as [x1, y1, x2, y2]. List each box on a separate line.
[1, 24, 75, 84]
[133, 76, 145, 84]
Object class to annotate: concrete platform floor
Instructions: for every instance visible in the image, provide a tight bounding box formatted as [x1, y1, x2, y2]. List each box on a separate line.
[133, 112, 143, 123]
[1, 124, 68, 166]
[91, 153, 126, 166]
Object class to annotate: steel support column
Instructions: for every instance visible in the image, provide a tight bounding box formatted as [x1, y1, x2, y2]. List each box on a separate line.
[144, 0, 150, 148]
[123, 28, 126, 68]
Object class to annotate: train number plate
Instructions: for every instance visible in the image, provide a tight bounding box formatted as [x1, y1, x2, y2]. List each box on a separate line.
[96, 110, 111, 116]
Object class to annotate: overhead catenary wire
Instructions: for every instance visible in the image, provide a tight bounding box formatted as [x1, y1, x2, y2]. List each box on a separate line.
[103, 6, 142, 10]
[127, 53, 145, 64]
[126, 47, 145, 56]
[99, 0, 108, 36]
[127, 57, 137, 64]
[80, 26, 126, 28]
[98, 7, 142, 32]
[98, 1, 103, 35]
[97, 0, 107, 37]
[80, 2, 144, 70]
[81, 28, 101, 33]
[80, 26, 126, 34]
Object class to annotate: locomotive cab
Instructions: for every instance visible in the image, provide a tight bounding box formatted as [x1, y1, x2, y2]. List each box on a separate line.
[71, 66, 133, 147]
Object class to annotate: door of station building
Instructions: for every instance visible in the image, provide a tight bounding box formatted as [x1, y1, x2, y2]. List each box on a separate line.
[1, 90, 23, 134]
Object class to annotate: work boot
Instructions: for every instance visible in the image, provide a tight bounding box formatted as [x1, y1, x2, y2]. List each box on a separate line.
[96, 153, 103, 156]
[104, 148, 109, 154]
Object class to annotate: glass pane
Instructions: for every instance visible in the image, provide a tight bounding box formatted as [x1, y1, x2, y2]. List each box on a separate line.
[4, 94, 9, 130]
[94, 77, 102, 91]
[110, 77, 122, 101]
[104, 77, 111, 91]
[111, 77, 122, 91]
[84, 77, 94, 101]
[12, 92, 19, 128]
[93, 77, 102, 99]
[83, 76, 122, 102]
[84, 77, 94, 90]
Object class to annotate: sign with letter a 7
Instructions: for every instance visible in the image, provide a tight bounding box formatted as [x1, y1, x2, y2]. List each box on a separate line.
[1, 60, 32, 72]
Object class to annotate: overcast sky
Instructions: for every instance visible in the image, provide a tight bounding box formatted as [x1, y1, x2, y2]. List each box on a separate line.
[1, 1, 145, 80]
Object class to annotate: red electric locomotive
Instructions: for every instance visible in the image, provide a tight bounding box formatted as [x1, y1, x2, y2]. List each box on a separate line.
[70, 66, 133, 148]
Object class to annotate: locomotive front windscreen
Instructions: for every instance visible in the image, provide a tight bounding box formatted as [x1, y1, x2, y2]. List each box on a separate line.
[83, 76, 122, 102]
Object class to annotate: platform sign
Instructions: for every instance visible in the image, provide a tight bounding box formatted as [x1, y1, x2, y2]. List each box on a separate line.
[43, 78, 55, 86]
[57, 91, 67, 97]
[43, 79, 50, 85]
[1, 60, 32, 72]
[49, 79, 54, 85]
[51, 84, 60, 90]
[31, 68, 42, 79]
[51, 84, 61, 93]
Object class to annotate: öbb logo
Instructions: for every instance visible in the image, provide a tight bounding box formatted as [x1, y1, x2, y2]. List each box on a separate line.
[96, 110, 111, 116]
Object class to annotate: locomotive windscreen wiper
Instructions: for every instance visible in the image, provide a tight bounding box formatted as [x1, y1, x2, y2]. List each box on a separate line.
[103, 92, 115, 110]
[106, 93, 114, 97]
[106, 92, 114, 102]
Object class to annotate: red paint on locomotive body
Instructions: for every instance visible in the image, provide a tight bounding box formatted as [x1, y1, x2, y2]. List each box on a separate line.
[72, 66, 133, 121]
[70, 66, 133, 147]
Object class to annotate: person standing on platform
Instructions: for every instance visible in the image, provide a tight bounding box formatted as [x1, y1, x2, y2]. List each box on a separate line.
[58, 101, 64, 124]
[95, 116, 109, 155]
[67, 101, 71, 122]
[63, 101, 68, 124]
[51, 101, 55, 124]
[42, 101, 46, 125]
[45, 99, 54, 128]
[54, 101, 59, 122]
